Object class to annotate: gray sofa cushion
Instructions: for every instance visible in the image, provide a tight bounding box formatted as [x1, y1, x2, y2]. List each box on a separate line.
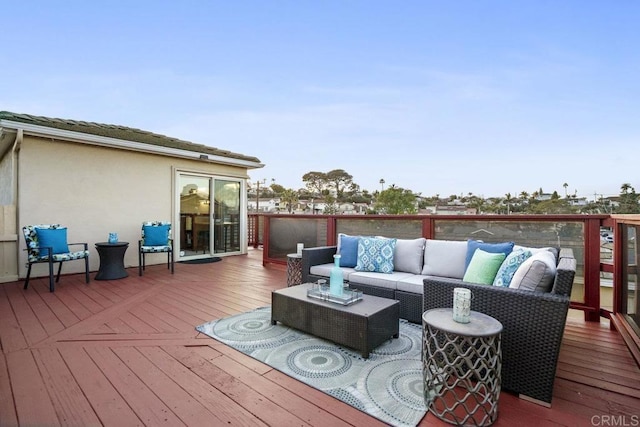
[393, 238, 427, 274]
[397, 274, 428, 295]
[348, 271, 414, 290]
[310, 263, 357, 281]
[422, 239, 468, 279]
[509, 250, 557, 292]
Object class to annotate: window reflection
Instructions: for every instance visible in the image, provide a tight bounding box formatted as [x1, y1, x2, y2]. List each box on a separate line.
[214, 180, 240, 253]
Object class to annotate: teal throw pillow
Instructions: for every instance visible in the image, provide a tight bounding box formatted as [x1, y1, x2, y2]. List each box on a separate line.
[465, 239, 514, 270]
[493, 249, 533, 287]
[144, 225, 169, 246]
[355, 237, 397, 274]
[338, 234, 359, 268]
[36, 228, 69, 256]
[463, 249, 506, 285]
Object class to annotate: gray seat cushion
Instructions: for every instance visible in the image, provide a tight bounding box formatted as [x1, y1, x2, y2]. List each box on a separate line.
[348, 271, 414, 290]
[397, 274, 429, 295]
[309, 263, 357, 281]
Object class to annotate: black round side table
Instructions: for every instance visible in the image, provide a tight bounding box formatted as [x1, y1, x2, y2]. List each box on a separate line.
[95, 242, 129, 280]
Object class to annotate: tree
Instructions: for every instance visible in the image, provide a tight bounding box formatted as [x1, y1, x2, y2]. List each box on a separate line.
[322, 194, 339, 214]
[563, 183, 568, 198]
[326, 169, 354, 200]
[374, 186, 417, 214]
[280, 189, 299, 213]
[302, 171, 327, 198]
[270, 183, 286, 196]
[615, 183, 640, 213]
[503, 193, 515, 214]
[467, 195, 485, 214]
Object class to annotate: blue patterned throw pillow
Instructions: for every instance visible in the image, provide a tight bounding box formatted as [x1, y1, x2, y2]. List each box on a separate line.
[493, 249, 533, 287]
[355, 237, 397, 273]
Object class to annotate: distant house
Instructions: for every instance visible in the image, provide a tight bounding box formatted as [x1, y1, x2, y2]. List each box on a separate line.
[420, 205, 477, 215]
[248, 198, 280, 213]
[0, 111, 263, 282]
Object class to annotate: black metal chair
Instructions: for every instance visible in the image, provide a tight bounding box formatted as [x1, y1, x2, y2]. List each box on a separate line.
[138, 221, 174, 276]
[22, 224, 90, 292]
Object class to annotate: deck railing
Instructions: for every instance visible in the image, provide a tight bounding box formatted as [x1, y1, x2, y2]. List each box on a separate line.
[250, 212, 638, 338]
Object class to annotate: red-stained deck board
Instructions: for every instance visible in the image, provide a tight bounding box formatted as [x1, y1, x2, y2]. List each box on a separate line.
[165, 345, 312, 427]
[22, 286, 65, 337]
[111, 346, 223, 426]
[207, 350, 362, 427]
[6, 349, 60, 426]
[136, 345, 266, 426]
[138, 300, 195, 331]
[5, 287, 48, 346]
[33, 347, 102, 426]
[84, 345, 185, 426]
[119, 311, 161, 334]
[0, 285, 28, 352]
[57, 346, 142, 425]
[0, 353, 18, 426]
[31, 284, 82, 328]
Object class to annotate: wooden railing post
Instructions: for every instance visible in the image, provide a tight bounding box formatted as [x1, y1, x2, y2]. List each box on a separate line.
[584, 217, 603, 322]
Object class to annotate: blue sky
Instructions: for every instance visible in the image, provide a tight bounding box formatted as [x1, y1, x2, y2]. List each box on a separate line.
[2, 1, 638, 199]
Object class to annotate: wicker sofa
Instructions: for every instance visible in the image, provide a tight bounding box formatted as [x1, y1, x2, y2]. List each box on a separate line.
[302, 237, 577, 406]
[302, 238, 576, 323]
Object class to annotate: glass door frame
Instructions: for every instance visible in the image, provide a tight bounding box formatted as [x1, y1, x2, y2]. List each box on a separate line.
[174, 169, 247, 261]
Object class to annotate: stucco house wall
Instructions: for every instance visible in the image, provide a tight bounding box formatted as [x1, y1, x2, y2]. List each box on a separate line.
[0, 111, 263, 282]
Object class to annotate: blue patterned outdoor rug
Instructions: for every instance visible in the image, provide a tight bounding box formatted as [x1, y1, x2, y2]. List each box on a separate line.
[196, 306, 427, 427]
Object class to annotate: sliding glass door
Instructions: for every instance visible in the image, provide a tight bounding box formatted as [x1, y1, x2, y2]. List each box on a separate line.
[213, 180, 241, 254]
[178, 175, 212, 257]
[177, 173, 242, 259]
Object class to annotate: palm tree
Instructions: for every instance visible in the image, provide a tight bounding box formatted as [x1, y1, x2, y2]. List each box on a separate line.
[563, 183, 568, 198]
[621, 183, 632, 194]
[280, 189, 299, 214]
[504, 193, 514, 214]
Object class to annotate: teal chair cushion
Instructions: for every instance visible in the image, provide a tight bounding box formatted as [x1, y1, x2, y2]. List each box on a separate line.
[36, 227, 69, 256]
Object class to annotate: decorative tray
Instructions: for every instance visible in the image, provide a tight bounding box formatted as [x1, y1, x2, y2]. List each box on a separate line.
[307, 288, 363, 306]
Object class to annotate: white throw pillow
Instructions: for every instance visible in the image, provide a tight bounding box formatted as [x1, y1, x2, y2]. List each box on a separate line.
[509, 250, 557, 292]
[393, 238, 427, 274]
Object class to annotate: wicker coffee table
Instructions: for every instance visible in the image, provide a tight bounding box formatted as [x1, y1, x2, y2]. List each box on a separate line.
[271, 283, 400, 358]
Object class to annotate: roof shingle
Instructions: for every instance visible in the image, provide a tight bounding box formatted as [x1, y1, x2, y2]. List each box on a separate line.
[0, 111, 261, 164]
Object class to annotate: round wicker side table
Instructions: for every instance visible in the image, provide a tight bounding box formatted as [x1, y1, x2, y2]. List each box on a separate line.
[422, 308, 503, 426]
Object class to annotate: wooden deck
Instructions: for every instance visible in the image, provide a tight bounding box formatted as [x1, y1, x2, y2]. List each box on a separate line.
[1, 249, 639, 427]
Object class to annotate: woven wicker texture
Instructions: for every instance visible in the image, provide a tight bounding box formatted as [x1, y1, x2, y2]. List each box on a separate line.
[271, 284, 400, 358]
[423, 309, 502, 426]
[422, 269, 574, 405]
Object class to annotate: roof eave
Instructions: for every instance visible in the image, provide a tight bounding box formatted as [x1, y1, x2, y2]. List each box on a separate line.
[0, 119, 264, 169]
